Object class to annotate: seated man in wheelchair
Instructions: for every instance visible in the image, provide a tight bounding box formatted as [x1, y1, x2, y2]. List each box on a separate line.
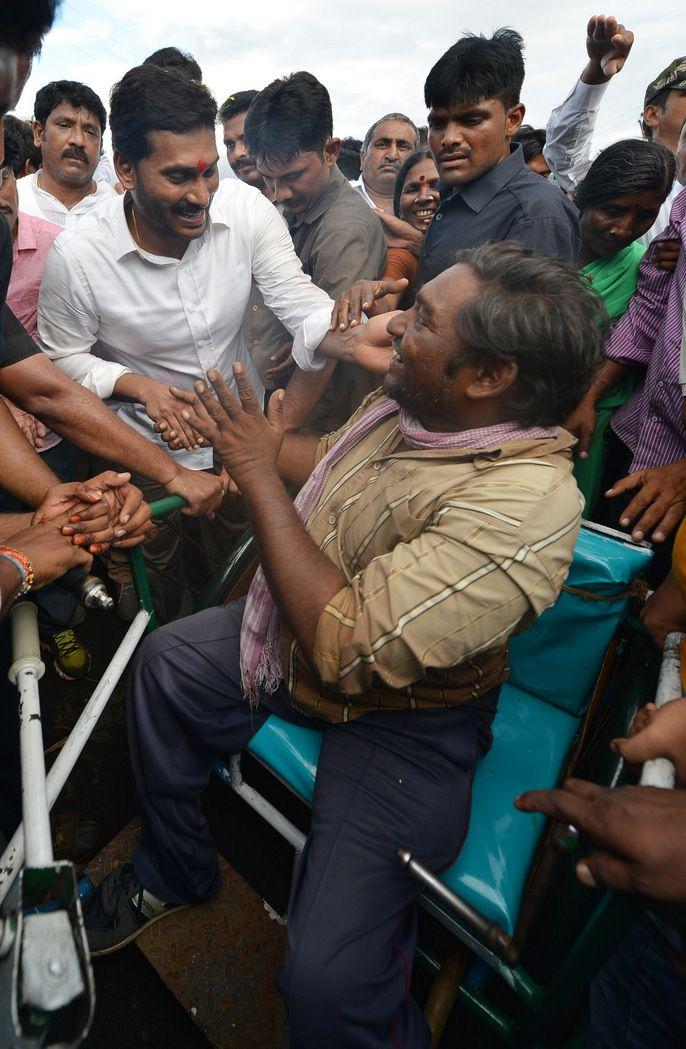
[83, 242, 603, 1049]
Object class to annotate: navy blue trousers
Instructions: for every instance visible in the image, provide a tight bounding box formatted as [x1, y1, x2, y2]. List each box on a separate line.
[128, 598, 498, 1049]
[588, 914, 686, 1048]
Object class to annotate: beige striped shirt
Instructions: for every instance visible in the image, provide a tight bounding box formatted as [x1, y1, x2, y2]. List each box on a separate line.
[282, 392, 583, 722]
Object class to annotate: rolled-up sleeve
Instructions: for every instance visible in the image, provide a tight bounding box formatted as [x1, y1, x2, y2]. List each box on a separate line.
[38, 238, 130, 397]
[313, 496, 579, 694]
[605, 227, 679, 368]
[249, 198, 334, 371]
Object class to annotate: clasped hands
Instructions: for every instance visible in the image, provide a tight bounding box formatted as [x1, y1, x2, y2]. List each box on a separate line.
[34, 470, 154, 555]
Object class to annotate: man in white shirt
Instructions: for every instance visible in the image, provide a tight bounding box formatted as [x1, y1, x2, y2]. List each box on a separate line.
[544, 16, 685, 244]
[18, 79, 115, 229]
[39, 64, 381, 617]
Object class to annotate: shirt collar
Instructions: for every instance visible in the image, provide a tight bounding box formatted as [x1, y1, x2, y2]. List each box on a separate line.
[113, 192, 214, 264]
[287, 165, 347, 229]
[442, 143, 526, 215]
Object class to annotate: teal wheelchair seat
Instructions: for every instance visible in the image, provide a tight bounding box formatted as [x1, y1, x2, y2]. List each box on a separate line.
[247, 524, 651, 936]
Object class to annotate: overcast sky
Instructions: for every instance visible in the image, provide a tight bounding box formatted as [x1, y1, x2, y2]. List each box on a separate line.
[12, 0, 685, 159]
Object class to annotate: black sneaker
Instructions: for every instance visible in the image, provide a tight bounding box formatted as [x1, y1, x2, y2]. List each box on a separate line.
[81, 862, 189, 957]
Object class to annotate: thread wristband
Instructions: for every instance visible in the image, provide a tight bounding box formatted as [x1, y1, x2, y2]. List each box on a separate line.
[0, 546, 35, 595]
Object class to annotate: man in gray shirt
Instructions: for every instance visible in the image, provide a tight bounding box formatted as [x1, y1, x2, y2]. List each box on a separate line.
[245, 71, 386, 433]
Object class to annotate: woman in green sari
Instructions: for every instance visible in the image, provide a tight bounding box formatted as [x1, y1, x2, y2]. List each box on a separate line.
[568, 139, 676, 515]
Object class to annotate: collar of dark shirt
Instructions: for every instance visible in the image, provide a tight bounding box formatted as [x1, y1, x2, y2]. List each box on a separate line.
[439, 142, 526, 215]
[286, 164, 348, 230]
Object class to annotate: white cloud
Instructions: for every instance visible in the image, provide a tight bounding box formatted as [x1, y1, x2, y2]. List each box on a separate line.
[11, 0, 685, 150]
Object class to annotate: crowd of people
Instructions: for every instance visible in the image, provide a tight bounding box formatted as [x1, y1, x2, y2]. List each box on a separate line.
[1, 2, 686, 1047]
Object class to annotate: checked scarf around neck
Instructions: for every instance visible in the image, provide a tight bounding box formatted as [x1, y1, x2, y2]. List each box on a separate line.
[239, 396, 556, 703]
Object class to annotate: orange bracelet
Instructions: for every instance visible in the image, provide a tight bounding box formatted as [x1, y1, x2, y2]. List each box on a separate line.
[0, 546, 35, 595]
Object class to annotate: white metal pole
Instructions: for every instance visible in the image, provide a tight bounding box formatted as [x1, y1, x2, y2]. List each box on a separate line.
[0, 610, 150, 906]
[640, 631, 683, 789]
[9, 603, 51, 868]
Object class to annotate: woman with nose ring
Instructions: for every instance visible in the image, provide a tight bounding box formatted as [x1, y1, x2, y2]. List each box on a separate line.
[567, 138, 676, 514]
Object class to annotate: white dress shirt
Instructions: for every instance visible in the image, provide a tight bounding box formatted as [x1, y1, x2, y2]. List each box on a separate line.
[38, 179, 335, 468]
[17, 172, 116, 230]
[93, 151, 119, 187]
[544, 77, 684, 244]
[350, 176, 377, 209]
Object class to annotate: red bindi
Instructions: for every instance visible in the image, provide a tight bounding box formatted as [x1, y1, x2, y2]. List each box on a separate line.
[418, 174, 426, 183]
[196, 160, 208, 173]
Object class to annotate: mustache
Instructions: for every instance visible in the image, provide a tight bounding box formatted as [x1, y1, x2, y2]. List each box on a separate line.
[379, 160, 400, 169]
[234, 156, 256, 169]
[61, 146, 89, 164]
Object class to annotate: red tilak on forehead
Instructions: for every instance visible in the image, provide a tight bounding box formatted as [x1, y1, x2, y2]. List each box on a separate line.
[418, 174, 426, 183]
[196, 160, 208, 173]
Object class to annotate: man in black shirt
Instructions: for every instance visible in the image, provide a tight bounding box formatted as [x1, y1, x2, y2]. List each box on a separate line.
[417, 29, 580, 287]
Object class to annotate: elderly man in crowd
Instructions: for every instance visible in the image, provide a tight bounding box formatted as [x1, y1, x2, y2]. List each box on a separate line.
[82, 242, 602, 1049]
[18, 79, 115, 227]
[352, 112, 419, 211]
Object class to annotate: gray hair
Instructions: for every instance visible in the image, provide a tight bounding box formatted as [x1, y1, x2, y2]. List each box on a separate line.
[451, 243, 606, 426]
[362, 113, 419, 153]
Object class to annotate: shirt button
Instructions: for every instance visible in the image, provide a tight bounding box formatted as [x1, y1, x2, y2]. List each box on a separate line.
[436, 213, 443, 222]
[657, 380, 664, 388]
[328, 514, 336, 525]
[651, 415, 659, 422]
[373, 462, 381, 470]
[252, 339, 260, 345]
[252, 305, 258, 311]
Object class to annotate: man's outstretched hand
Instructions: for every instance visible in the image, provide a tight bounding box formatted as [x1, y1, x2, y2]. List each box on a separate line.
[515, 779, 686, 904]
[175, 365, 285, 490]
[605, 461, 686, 543]
[584, 15, 634, 83]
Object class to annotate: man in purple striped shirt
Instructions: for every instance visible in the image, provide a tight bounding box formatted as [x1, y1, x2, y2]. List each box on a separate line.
[570, 124, 686, 548]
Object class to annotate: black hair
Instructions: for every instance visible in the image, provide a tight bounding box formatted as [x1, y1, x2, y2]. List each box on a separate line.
[452, 242, 605, 426]
[142, 46, 202, 83]
[219, 90, 259, 123]
[34, 79, 107, 134]
[393, 148, 433, 217]
[575, 139, 675, 212]
[110, 64, 217, 163]
[512, 124, 546, 163]
[244, 71, 332, 167]
[2, 114, 41, 172]
[0, 0, 59, 55]
[424, 28, 525, 112]
[641, 89, 670, 140]
[1, 119, 23, 174]
[338, 136, 362, 180]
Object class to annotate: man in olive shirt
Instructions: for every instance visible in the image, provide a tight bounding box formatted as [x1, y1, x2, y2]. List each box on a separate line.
[245, 71, 386, 433]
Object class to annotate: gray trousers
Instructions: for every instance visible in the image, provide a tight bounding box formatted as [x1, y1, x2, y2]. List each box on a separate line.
[128, 598, 498, 1049]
